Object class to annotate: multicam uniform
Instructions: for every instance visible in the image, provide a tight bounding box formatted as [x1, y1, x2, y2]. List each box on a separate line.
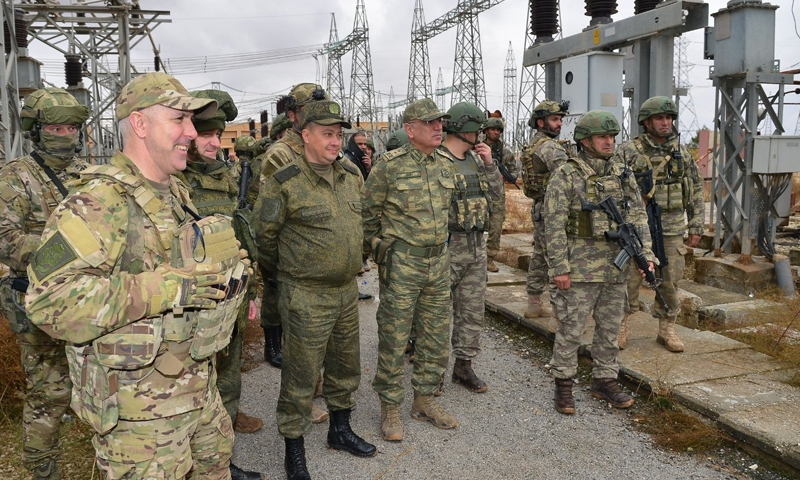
[485, 138, 517, 261]
[26, 152, 244, 479]
[543, 150, 653, 380]
[0, 153, 86, 476]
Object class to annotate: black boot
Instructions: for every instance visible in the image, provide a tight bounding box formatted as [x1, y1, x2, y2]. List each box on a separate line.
[230, 462, 264, 480]
[451, 358, 488, 393]
[327, 408, 377, 457]
[264, 325, 283, 368]
[284, 436, 311, 480]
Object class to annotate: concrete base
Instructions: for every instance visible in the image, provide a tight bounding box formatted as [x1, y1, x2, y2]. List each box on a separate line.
[698, 299, 787, 327]
[694, 254, 777, 296]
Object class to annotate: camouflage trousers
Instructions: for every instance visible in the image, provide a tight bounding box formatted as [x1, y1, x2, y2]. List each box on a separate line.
[259, 263, 281, 329]
[627, 234, 686, 319]
[373, 249, 451, 405]
[94, 385, 233, 480]
[526, 202, 548, 296]
[216, 279, 256, 422]
[17, 325, 71, 472]
[277, 281, 361, 439]
[450, 232, 487, 360]
[486, 186, 506, 258]
[551, 282, 625, 380]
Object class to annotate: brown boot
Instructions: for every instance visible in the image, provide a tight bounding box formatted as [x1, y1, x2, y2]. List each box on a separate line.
[618, 313, 631, 350]
[657, 318, 685, 353]
[380, 402, 403, 441]
[486, 258, 500, 273]
[311, 402, 329, 424]
[411, 393, 459, 429]
[554, 378, 575, 415]
[524, 293, 552, 319]
[590, 378, 634, 409]
[451, 358, 488, 393]
[234, 410, 264, 434]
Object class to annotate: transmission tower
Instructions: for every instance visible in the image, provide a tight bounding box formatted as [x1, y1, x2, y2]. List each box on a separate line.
[502, 42, 517, 146]
[435, 68, 446, 110]
[451, 0, 487, 109]
[674, 36, 699, 141]
[408, 0, 432, 101]
[326, 14, 346, 108]
[388, 86, 397, 129]
[515, 14, 546, 150]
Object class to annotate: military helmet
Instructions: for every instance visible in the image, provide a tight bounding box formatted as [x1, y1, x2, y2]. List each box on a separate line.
[286, 83, 328, 112]
[21, 88, 90, 132]
[234, 135, 257, 154]
[191, 89, 238, 133]
[386, 128, 409, 151]
[529, 100, 569, 128]
[637, 96, 678, 126]
[573, 110, 620, 142]
[482, 117, 504, 132]
[270, 113, 291, 141]
[444, 102, 486, 133]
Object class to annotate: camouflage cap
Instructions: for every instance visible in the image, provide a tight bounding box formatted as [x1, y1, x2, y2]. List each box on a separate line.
[403, 98, 450, 123]
[190, 89, 238, 133]
[299, 100, 352, 129]
[115, 72, 218, 121]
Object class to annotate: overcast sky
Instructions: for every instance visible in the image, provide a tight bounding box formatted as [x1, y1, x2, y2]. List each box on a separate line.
[32, 0, 800, 137]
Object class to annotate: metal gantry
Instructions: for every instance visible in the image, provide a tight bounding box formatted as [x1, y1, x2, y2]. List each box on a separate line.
[515, 13, 546, 150]
[1, 2, 24, 162]
[408, 0, 432, 101]
[325, 13, 346, 109]
[674, 35, 700, 141]
[450, 0, 487, 109]
[502, 42, 517, 146]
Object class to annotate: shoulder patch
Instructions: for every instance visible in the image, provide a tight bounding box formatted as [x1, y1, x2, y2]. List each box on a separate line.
[380, 147, 406, 163]
[259, 198, 282, 222]
[337, 158, 360, 176]
[31, 232, 78, 281]
[273, 164, 301, 184]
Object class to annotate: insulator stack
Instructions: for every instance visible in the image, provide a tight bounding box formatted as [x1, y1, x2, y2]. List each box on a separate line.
[529, 0, 559, 43]
[4, 10, 28, 54]
[154, 55, 161, 72]
[634, 0, 660, 14]
[260, 111, 269, 125]
[585, 0, 618, 25]
[249, 120, 256, 138]
[65, 54, 83, 86]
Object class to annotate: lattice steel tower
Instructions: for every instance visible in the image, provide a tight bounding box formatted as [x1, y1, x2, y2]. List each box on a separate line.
[502, 42, 517, 146]
[674, 35, 699, 141]
[326, 13, 346, 108]
[451, 0, 486, 109]
[408, 0, 432, 101]
[435, 68, 446, 110]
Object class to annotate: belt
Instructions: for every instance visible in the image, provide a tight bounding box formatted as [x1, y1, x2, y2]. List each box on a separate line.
[392, 241, 446, 258]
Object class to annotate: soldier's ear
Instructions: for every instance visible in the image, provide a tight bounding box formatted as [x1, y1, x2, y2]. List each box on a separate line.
[128, 111, 148, 139]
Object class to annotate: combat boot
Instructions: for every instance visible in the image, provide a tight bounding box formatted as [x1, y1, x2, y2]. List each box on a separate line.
[590, 378, 634, 409]
[657, 318, 685, 353]
[264, 325, 283, 368]
[554, 377, 575, 415]
[327, 409, 377, 457]
[411, 393, 459, 429]
[284, 436, 311, 480]
[486, 258, 500, 273]
[234, 410, 264, 434]
[451, 358, 488, 393]
[380, 402, 403, 441]
[311, 403, 329, 424]
[230, 463, 265, 480]
[524, 293, 552, 319]
[32, 458, 61, 480]
[405, 338, 416, 363]
[618, 313, 631, 350]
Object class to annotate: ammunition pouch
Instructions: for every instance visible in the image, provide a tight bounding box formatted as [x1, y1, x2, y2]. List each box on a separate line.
[69, 346, 119, 435]
[0, 276, 30, 333]
[653, 181, 684, 212]
[524, 172, 550, 200]
[93, 316, 164, 371]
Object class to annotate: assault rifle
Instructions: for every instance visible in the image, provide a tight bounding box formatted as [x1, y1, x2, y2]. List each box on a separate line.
[495, 159, 520, 189]
[238, 161, 252, 211]
[583, 195, 669, 313]
[634, 170, 668, 270]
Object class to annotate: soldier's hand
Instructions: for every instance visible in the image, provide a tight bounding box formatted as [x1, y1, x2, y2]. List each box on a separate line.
[688, 234, 701, 247]
[639, 261, 655, 279]
[157, 264, 226, 311]
[554, 274, 571, 290]
[473, 143, 492, 165]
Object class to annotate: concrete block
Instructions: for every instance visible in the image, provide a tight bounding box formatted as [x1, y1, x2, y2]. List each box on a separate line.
[694, 255, 777, 296]
[673, 374, 800, 420]
[677, 279, 750, 306]
[790, 248, 800, 266]
[697, 300, 786, 327]
[486, 264, 527, 287]
[717, 402, 800, 471]
[517, 254, 531, 272]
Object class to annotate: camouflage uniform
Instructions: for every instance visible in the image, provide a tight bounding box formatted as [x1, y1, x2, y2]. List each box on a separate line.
[485, 136, 517, 261]
[26, 73, 240, 480]
[252, 101, 365, 441]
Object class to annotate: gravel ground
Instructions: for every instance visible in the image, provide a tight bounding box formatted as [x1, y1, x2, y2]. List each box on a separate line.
[232, 268, 741, 480]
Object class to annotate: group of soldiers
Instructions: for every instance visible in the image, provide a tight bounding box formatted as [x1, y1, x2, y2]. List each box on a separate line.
[0, 66, 703, 480]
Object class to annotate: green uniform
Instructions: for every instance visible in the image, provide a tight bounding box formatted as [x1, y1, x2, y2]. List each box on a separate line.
[486, 138, 516, 259]
[614, 132, 704, 317]
[26, 152, 235, 479]
[364, 142, 455, 404]
[543, 150, 653, 379]
[0, 153, 86, 476]
[253, 154, 364, 439]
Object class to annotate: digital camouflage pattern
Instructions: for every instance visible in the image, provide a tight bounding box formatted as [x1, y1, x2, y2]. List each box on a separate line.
[270, 113, 291, 141]
[252, 153, 364, 438]
[191, 89, 238, 134]
[520, 131, 569, 297]
[234, 135, 257, 155]
[0, 152, 87, 476]
[298, 100, 352, 128]
[25, 151, 233, 479]
[444, 148, 503, 360]
[287, 83, 328, 110]
[115, 72, 218, 120]
[402, 98, 451, 123]
[363, 142, 455, 404]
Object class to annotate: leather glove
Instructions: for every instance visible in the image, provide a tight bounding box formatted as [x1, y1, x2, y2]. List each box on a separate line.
[156, 263, 226, 313]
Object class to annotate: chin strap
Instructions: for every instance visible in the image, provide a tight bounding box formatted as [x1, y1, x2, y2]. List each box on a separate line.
[452, 132, 477, 147]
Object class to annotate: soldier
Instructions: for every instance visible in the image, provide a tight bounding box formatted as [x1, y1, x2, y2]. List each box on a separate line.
[26, 72, 252, 479]
[543, 110, 655, 415]
[364, 98, 459, 442]
[174, 90, 265, 447]
[0, 88, 89, 480]
[519, 100, 570, 319]
[270, 113, 292, 142]
[482, 116, 520, 272]
[259, 83, 328, 370]
[614, 96, 705, 352]
[440, 102, 503, 393]
[384, 128, 409, 153]
[233, 135, 260, 207]
[253, 100, 376, 480]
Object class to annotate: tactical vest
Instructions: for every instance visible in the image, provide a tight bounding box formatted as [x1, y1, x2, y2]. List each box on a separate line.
[634, 137, 686, 212]
[565, 157, 627, 239]
[183, 169, 238, 217]
[450, 169, 491, 233]
[521, 136, 552, 200]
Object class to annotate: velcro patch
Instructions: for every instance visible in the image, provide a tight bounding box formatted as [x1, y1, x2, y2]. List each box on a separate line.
[31, 232, 78, 281]
[259, 198, 282, 223]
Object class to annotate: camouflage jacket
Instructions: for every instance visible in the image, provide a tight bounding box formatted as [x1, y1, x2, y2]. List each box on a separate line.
[259, 128, 303, 185]
[487, 138, 518, 178]
[0, 154, 87, 275]
[176, 155, 238, 217]
[543, 150, 654, 283]
[253, 154, 364, 288]
[26, 151, 214, 422]
[246, 155, 263, 207]
[613, 132, 705, 236]
[363, 143, 455, 249]
[519, 131, 569, 202]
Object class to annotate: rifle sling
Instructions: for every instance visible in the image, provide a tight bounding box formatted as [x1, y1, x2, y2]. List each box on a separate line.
[31, 152, 69, 198]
